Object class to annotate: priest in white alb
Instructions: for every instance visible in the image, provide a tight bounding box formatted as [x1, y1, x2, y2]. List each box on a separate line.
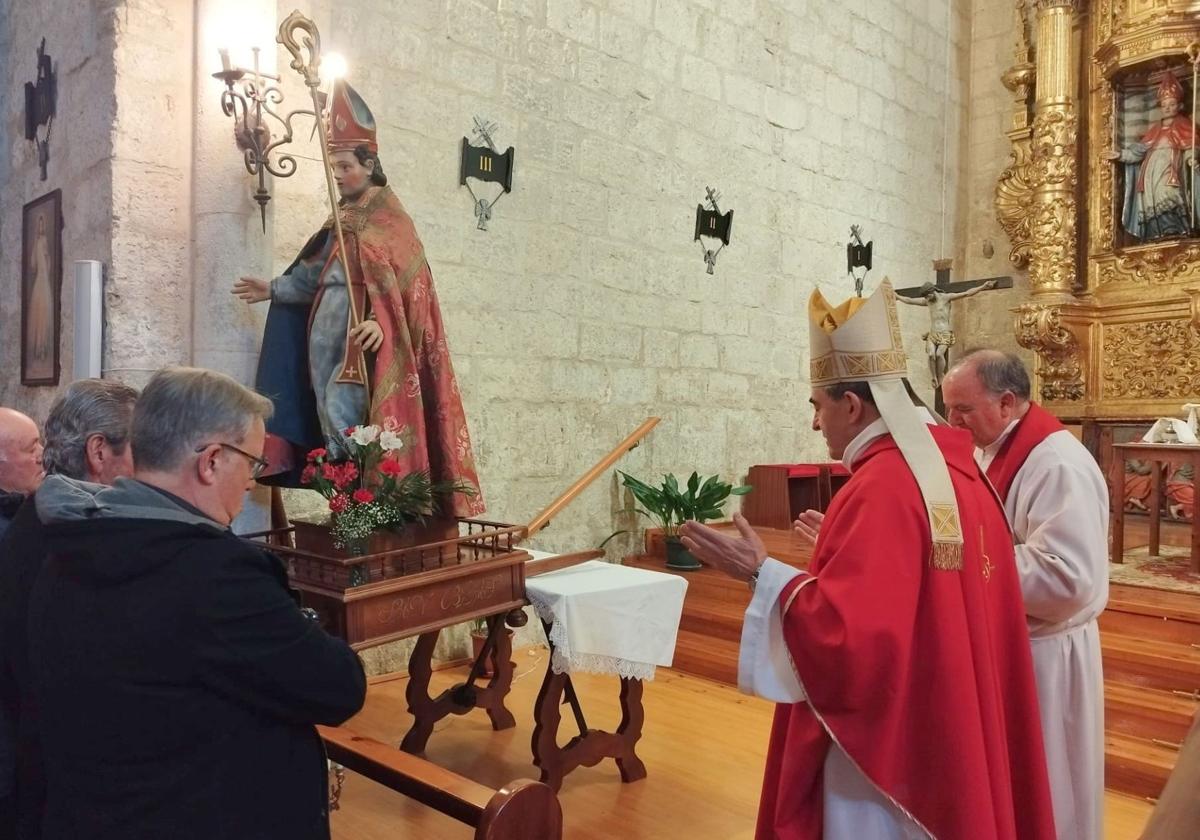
[942, 350, 1108, 840]
[681, 283, 1056, 840]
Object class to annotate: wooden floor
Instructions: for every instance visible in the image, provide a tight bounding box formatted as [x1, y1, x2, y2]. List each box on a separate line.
[331, 658, 1156, 840]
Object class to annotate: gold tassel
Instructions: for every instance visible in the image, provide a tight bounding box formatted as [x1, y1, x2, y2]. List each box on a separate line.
[930, 541, 964, 571]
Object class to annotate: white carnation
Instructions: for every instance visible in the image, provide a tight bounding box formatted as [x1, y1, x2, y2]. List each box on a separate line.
[350, 425, 381, 445]
[379, 430, 405, 452]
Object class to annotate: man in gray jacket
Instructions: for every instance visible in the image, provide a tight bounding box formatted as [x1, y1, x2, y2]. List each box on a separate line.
[28, 367, 366, 840]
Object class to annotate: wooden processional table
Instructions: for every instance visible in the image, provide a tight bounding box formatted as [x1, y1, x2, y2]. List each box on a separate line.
[255, 419, 673, 794]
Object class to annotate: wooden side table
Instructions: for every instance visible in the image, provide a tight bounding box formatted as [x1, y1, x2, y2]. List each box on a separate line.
[1110, 442, 1200, 573]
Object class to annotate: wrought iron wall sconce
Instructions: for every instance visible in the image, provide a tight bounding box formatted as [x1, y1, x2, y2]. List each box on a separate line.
[25, 38, 56, 181]
[846, 224, 872, 297]
[694, 187, 732, 274]
[460, 116, 514, 231]
[212, 30, 342, 231]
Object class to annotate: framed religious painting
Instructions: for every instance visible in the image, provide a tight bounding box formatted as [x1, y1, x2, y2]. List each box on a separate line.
[20, 189, 62, 385]
[1108, 62, 1200, 249]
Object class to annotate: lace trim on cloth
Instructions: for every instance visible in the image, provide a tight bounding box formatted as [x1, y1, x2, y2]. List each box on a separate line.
[528, 596, 659, 682]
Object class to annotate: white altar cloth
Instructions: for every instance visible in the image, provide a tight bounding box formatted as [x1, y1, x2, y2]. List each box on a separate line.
[524, 557, 687, 682]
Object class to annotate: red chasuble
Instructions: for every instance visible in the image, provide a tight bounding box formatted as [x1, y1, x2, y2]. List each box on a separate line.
[984, 403, 1067, 503]
[329, 186, 485, 517]
[759, 426, 1055, 840]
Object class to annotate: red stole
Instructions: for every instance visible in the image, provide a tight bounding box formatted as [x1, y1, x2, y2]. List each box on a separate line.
[756, 426, 1055, 840]
[985, 404, 1066, 503]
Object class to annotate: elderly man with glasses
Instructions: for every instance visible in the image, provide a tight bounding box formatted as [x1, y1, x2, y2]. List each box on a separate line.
[1, 379, 139, 840]
[27, 367, 366, 840]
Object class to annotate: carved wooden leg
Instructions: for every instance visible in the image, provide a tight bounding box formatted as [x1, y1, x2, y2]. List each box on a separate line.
[1110, 456, 1126, 563]
[529, 650, 650, 791]
[1151, 460, 1163, 556]
[400, 631, 441, 754]
[480, 614, 517, 731]
[531, 665, 569, 792]
[614, 677, 647, 783]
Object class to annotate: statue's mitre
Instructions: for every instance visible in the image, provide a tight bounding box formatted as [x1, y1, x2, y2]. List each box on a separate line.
[807, 279, 964, 570]
[327, 81, 378, 154]
[808, 279, 907, 386]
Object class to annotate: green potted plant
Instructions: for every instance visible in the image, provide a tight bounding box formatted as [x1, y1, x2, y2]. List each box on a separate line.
[619, 471, 752, 570]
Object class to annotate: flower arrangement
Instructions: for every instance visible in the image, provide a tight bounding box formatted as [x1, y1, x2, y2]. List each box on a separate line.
[302, 420, 473, 549]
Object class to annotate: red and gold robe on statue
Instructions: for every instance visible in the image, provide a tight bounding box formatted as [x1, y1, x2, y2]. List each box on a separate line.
[256, 185, 484, 517]
[752, 425, 1056, 840]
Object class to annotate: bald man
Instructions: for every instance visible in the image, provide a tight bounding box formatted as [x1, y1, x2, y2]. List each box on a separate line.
[0, 409, 43, 541]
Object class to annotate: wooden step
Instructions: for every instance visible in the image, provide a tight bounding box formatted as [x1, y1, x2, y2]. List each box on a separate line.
[1101, 634, 1200, 694]
[678, 599, 745, 643]
[1103, 584, 1200, 646]
[669, 628, 739, 686]
[1108, 584, 1200, 626]
[1105, 681, 1199, 744]
[1105, 731, 1178, 801]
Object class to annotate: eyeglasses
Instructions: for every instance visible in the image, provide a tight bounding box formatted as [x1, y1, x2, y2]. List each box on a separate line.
[194, 442, 270, 480]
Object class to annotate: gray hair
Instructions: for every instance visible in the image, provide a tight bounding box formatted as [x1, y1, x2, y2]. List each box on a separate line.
[955, 349, 1032, 401]
[42, 380, 140, 479]
[131, 367, 274, 472]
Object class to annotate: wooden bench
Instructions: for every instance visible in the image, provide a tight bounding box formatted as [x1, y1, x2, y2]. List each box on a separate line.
[319, 725, 562, 840]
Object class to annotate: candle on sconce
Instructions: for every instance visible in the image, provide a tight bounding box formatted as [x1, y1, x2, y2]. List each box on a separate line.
[219, 48, 232, 73]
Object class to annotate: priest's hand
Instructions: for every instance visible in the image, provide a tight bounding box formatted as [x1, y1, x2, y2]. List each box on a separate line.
[232, 276, 270, 304]
[350, 319, 384, 352]
[792, 509, 824, 546]
[679, 513, 766, 582]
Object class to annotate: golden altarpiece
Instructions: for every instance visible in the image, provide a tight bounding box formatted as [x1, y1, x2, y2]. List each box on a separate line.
[997, 0, 1200, 462]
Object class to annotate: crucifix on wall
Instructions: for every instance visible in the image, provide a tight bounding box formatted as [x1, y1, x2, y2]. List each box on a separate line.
[895, 258, 1012, 411]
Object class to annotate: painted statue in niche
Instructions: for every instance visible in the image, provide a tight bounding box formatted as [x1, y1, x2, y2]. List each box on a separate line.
[21, 190, 61, 385]
[231, 81, 484, 516]
[1108, 69, 1200, 243]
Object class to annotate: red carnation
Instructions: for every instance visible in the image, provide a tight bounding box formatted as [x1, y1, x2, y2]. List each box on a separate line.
[306, 448, 327, 462]
[379, 457, 403, 477]
[320, 462, 339, 481]
[344, 426, 357, 436]
[352, 488, 375, 504]
[339, 462, 359, 484]
[300, 465, 317, 485]
[328, 494, 350, 513]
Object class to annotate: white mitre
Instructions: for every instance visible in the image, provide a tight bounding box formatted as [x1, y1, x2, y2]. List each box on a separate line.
[809, 279, 964, 570]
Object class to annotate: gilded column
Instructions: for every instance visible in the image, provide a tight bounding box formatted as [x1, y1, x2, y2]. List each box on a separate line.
[1027, 0, 1080, 300]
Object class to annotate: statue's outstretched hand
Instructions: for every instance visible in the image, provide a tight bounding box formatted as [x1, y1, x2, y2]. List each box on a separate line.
[232, 276, 270, 304]
[350, 319, 384, 353]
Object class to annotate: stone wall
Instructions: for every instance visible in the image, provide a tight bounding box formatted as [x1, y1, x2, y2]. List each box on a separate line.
[0, 0, 119, 421]
[251, 0, 974, 557]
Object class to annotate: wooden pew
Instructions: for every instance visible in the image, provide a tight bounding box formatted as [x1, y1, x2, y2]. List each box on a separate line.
[318, 725, 563, 840]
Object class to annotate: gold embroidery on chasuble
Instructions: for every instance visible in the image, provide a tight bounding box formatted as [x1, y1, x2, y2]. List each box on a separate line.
[929, 503, 964, 571]
[979, 527, 993, 583]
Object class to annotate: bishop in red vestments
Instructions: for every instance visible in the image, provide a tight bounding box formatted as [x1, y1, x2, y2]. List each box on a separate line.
[682, 282, 1055, 840]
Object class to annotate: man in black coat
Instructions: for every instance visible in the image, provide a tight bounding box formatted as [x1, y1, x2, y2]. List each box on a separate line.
[28, 367, 366, 840]
[0, 380, 138, 840]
